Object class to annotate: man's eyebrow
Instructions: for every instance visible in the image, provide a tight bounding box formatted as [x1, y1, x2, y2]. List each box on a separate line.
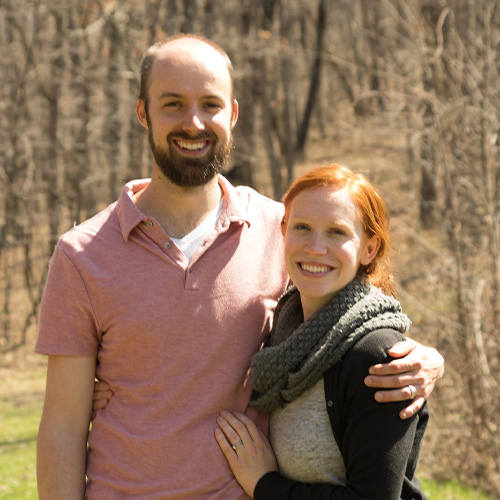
[158, 92, 183, 100]
[158, 92, 225, 101]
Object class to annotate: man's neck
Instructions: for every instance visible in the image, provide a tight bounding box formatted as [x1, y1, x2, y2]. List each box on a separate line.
[135, 169, 223, 239]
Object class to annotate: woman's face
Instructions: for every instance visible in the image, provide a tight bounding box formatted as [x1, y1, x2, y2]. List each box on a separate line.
[283, 185, 379, 320]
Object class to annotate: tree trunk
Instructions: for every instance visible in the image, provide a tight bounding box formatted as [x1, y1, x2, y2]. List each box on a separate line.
[296, 0, 328, 153]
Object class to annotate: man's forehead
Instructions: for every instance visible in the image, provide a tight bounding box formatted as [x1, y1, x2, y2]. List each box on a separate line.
[150, 41, 232, 96]
[156, 38, 222, 63]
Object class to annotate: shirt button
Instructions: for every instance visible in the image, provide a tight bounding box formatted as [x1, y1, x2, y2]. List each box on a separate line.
[164, 242, 171, 250]
[326, 400, 333, 408]
[146, 220, 154, 228]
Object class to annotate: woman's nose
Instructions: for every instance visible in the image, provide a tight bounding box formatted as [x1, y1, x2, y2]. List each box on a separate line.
[304, 232, 327, 254]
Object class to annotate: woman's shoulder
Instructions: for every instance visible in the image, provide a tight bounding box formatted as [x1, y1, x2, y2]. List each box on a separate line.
[352, 328, 406, 351]
[341, 329, 406, 369]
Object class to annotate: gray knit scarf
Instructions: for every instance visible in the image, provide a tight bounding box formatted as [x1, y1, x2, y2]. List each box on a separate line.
[249, 279, 411, 413]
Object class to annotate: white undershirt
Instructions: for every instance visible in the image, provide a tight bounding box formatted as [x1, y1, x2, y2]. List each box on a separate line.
[170, 199, 224, 261]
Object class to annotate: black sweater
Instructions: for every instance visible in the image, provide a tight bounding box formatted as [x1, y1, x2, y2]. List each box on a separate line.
[254, 328, 429, 500]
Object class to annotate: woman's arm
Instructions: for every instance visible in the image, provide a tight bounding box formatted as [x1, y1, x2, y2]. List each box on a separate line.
[328, 330, 428, 499]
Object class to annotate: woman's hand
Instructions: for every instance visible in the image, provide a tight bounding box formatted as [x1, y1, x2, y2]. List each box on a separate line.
[364, 338, 444, 419]
[215, 410, 278, 499]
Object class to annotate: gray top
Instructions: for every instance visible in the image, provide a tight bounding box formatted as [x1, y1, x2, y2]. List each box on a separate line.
[270, 378, 346, 486]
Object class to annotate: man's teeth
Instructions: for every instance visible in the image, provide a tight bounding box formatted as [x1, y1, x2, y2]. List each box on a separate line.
[301, 264, 331, 273]
[177, 140, 206, 151]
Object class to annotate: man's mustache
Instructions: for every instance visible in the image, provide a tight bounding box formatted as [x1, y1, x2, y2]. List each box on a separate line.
[167, 130, 218, 142]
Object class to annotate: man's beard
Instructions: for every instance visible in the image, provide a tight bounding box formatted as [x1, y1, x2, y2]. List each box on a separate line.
[148, 128, 233, 188]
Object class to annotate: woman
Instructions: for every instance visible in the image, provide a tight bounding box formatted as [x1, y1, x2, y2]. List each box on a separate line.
[215, 164, 428, 499]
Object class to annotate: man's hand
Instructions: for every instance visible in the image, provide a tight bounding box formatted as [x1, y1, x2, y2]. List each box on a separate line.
[91, 380, 113, 420]
[364, 338, 444, 420]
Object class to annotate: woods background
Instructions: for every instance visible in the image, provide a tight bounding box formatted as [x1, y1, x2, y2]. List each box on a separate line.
[1, 0, 499, 496]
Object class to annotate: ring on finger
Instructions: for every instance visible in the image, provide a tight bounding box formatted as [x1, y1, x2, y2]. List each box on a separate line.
[232, 440, 243, 452]
[408, 384, 416, 400]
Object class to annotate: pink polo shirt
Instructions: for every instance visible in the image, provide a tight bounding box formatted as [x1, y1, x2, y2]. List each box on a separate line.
[36, 176, 289, 499]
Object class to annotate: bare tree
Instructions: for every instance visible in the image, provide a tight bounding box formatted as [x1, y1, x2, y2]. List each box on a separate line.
[1, 2, 499, 494]
[296, 0, 329, 153]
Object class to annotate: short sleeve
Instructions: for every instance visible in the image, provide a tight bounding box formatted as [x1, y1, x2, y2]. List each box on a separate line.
[35, 242, 100, 356]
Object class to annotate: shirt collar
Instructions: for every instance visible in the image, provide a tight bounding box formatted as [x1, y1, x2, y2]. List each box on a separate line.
[116, 175, 252, 241]
[116, 179, 151, 241]
[218, 175, 253, 228]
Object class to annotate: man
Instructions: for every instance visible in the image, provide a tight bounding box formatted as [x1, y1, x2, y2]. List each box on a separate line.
[36, 34, 443, 500]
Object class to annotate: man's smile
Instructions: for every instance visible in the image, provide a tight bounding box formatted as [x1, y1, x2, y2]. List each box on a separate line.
[175, 140, 209, 151]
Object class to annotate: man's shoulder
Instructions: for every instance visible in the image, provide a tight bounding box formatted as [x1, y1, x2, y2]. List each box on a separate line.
[233, 184, 284, 215]
[221, 175, 281, 204]
[57, 201, 120, 251]
[233, 184, 277, 201]
[220, 175, 284, 229]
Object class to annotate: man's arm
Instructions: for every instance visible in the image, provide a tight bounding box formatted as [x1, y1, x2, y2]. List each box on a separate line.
[91, 338, 445, 422]
[37, 355, 96, 500]
[364, 338, 444, 419]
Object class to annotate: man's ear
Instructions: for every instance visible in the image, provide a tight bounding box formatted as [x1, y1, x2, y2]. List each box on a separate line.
[136, 98, 149, 129]
[361, 235, 381, 266]
[231, 99, 239, 129]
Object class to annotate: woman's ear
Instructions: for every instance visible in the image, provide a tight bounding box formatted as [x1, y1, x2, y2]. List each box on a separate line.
[360, 235, 380, 266]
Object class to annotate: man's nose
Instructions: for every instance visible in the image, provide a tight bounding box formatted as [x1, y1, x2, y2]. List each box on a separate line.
[182, 106, 205, 132]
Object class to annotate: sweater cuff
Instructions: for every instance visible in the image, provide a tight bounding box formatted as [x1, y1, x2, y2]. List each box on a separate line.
[254, 471, 288, 500]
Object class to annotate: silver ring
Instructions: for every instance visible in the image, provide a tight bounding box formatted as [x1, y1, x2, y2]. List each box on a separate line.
[408, 384, 416, 399]
[232, 440, 243, 452]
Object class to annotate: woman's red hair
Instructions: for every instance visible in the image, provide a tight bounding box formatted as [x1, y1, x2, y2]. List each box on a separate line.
[281, 164, 395, 296]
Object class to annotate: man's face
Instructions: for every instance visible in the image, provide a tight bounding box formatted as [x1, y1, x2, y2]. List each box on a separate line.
[139, 40, 238, 188]
[145, 113, 233, 188]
